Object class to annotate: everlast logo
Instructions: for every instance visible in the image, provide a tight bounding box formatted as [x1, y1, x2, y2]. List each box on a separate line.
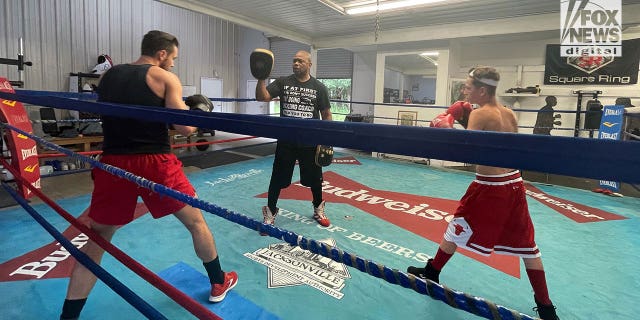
[31, 178, 41, 190]
[604, 108, 623, 116]
[12, 114, 29, 124]
[1, 99, 17, 107]
[599, 180, 619, 189]
[21, 146, 37, 160]
[600, 132, 619, 139]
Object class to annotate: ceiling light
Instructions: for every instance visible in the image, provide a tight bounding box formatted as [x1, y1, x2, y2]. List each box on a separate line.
[419, 51, 439, 56]
[419, 55, 438, 66]
[345, 0, 447, 15]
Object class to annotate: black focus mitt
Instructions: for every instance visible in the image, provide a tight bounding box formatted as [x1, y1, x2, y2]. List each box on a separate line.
[185, 94, 213, 112]
[315, 145, 334, 167]
[250, 49, 274, 80]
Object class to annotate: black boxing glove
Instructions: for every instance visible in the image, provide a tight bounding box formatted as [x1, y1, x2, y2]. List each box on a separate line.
[185, 94, 213, 112]
[315, 145, 334, 167]
[250, 49, 274, 80]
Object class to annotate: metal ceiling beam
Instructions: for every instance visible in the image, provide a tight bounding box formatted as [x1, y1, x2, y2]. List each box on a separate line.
[156, 0, 313, 45]
[312, 3, 640, 49]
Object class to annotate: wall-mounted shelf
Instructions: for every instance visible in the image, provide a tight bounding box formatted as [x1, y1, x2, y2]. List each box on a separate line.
[501, 93, 540, 97]
[499, 93, 540, 108]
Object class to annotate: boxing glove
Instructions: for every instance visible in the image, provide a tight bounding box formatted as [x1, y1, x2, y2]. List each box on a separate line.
[185, 94, 213, 112]
[446, 101, 473, 121]
[315, 145, 334, 167]
[430, 113, 455, 128]
[250, 49, 274, 80]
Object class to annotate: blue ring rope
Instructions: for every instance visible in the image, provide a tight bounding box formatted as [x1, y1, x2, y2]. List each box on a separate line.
[0, 182, 168, 320]
[23, 88, 631, 136]
[1, 123, 535, 320]
[2, 90, 639, 183]
[17, 89, 631, 115]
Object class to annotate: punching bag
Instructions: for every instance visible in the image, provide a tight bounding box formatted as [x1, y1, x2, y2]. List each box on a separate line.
[584, 99, 603, 130]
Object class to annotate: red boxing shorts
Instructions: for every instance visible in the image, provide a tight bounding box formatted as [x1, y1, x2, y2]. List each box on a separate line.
[444, 171, 540, 258]
[89, 153, 196, 225]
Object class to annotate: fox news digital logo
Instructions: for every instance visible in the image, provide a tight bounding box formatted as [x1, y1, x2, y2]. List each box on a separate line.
[560, 0, 622, 57]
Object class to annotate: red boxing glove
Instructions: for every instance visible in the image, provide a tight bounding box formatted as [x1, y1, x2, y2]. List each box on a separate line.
[430, 113, 454, 128]
[446, 101, 473, 121]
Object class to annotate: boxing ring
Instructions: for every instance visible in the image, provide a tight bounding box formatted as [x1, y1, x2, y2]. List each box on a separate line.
[0, 88, 639, 319]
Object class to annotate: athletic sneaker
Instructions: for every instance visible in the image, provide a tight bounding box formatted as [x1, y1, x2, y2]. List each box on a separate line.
[533, 298, 560, 320]
[209, 271, 238, 303]
[406, 258, 440, 283]
[260, 206, 278, 236]
[313, 201, 330, 227]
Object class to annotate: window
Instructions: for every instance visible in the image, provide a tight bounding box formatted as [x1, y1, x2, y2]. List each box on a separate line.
[319, 78, 352, 121]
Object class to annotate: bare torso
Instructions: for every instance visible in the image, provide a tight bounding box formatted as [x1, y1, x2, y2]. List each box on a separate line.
[467, 103, 519, 175]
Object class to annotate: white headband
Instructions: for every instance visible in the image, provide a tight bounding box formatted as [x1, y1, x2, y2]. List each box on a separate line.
[469, 70, 499, 87]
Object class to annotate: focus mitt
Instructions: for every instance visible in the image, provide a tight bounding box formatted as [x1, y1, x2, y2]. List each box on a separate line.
[315, 145, 334, 167]
[250, 49, 274, 80]
[430, 113, 454, 128]
[185, 94, 213, 112]
[446, 101, 473, 121]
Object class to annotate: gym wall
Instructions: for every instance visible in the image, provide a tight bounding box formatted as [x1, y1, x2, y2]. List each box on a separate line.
[0, 0, 239, 98]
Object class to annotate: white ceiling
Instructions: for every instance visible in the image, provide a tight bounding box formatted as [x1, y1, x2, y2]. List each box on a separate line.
[159, 0, 640, 72]
[159, 0, 640, 46]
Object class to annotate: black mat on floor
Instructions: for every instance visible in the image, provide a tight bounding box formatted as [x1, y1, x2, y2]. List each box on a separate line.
[180, 151, 254, 169]
[226, 142, 276, 156]
[0, 185, 19, 209]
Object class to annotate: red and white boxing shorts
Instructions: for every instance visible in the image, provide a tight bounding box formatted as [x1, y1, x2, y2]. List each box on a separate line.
[444, 170, 540, 258]
[89, 153, 196, 225]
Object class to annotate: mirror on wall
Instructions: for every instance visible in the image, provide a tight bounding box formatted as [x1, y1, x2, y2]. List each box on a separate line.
[384, 54, 437, 104]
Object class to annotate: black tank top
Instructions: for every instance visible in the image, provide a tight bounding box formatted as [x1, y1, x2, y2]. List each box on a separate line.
[97, 64, 170, 154]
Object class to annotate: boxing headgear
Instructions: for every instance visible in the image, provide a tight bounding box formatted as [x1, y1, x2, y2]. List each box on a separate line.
[250, 49, 274, 80]
[185, 94, 214, 112]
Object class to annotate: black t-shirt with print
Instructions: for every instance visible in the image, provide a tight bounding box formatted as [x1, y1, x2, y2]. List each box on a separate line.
[266, 75, 331, 119]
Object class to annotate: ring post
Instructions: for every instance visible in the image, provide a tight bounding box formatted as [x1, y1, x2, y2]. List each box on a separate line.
[0, 77, 40, 198]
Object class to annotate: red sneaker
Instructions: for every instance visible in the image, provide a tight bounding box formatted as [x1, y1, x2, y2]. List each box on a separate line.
[209, 271, 238, 303]
[313, 201, 330, 227]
